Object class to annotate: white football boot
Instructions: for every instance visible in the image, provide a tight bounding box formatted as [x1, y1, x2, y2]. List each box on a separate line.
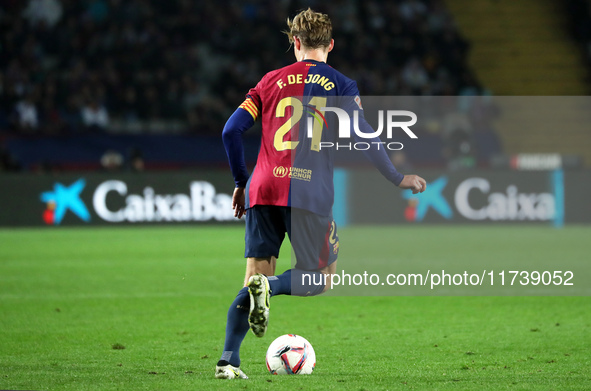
[215, 364, 248, 379]
[247, 273, 271, 337]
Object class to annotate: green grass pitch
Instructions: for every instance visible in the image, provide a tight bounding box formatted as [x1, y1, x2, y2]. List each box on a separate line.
[0, 225, 589, 390]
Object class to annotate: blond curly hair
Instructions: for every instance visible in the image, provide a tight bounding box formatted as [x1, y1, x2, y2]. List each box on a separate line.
[285, 8, 332, 49]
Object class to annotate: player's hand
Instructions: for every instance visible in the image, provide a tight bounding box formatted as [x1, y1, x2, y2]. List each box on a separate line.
[399, 175, 426, 194]
[232, 187, 246, 219]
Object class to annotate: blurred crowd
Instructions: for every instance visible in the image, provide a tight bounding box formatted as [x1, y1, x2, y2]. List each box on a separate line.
[566, 0, 591, 69]
[0, 0, 483, 137]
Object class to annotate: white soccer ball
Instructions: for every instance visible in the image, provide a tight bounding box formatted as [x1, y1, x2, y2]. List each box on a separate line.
[265, 334, 316, 375]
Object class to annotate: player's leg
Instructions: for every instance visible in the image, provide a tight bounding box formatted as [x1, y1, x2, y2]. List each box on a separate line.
[243, 256, 276, 287]
[216, 207, 284, 379]
[267, 208, 339, 296]
[240, 206, 285, 339]
[215, 285, 251, 379]
[318, 259, 338, 292]
[244, 257, 274, 338]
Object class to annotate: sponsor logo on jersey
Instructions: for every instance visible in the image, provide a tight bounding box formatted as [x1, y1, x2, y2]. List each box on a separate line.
[354, 95, 363, 109]
[273, 166, 312, 181]
[273, 166, 289, 178]
[290, 167, 312, 182]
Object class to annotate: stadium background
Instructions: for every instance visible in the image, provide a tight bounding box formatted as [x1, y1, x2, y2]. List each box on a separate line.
[1, 1, 590, 390]
[1, 0, 590, 225]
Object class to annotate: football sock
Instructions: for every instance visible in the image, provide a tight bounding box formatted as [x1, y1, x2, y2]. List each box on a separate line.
[267, 269, 292, 296]
[218, 270, 325, 367]
[268, 269, 326, 297]
[218, 287, 249, 367]
[291, 268, 326, 296]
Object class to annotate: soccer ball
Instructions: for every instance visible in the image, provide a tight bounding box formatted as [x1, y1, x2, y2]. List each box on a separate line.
[265, 334, 316, 375]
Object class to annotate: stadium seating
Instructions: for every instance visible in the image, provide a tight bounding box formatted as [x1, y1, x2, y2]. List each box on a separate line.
[1, 0, 495, 171]
[447, 0, 591, 166]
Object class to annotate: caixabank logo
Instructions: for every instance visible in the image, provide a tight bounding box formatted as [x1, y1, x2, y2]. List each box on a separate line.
[39, 178, 238, 225]
[40, 179, 91, 225]
[402, 175, 558, 223]
[402, 176, 453, 222]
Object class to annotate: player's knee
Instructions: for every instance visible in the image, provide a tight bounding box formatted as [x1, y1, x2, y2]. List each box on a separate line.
[319, 262, 337, 293]
[322, 276, 331, 293]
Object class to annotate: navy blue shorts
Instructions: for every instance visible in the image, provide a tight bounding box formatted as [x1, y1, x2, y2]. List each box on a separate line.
[245, 205, 339, 271]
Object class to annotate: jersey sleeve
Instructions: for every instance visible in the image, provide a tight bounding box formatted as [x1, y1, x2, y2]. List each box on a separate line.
[340, 80, 363, 112]
[222, 72, 272, 187]
[240, 96, 260, 121]
[244, 77, 264, 120]
[222, 105, 255, 188]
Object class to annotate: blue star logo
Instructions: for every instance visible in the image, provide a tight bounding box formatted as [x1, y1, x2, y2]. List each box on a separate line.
[40, 179, 91, 224]
[402, 176, 453, 221]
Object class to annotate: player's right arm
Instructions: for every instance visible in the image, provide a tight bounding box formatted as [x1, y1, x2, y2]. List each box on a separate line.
[342, 82, 426, 194]
[353, 115, 426, 193]
[222, 97, 260, 218]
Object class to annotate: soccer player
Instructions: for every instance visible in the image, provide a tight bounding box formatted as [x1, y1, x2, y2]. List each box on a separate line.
[216, 8, 426, 379]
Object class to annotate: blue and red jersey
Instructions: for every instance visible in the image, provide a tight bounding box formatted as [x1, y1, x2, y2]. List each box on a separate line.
[222, 59, 403, 217]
